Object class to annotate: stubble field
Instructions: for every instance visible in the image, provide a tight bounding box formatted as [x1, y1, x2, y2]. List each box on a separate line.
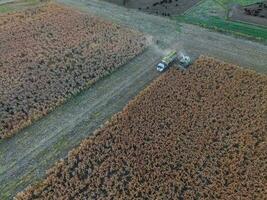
[16, 56, 267, 199]
[0, 3, 146, 139]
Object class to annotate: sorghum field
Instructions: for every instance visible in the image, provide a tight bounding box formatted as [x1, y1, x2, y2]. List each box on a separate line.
[0, 3, 146, 139]
[16, 56, 267, 199]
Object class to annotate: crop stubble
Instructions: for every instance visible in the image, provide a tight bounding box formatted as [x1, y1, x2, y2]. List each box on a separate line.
[16, 56, 267, 199]
[0, 3, 147, 139]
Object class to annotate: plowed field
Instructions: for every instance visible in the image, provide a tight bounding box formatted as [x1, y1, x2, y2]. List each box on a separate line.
[105, 0, 201, 16]
[16, 56, 267, 199]
[0, 3, 146, 139]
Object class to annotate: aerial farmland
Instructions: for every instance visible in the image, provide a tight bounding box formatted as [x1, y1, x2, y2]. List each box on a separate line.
[0, 0, 266, 199]
[0, 3, 146, 139]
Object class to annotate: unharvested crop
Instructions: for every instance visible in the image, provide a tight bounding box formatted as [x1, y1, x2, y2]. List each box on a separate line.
[0, 3, 146, 139]
[16, 56, 267, 199]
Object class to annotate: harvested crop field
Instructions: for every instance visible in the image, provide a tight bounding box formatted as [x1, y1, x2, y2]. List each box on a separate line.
[0, 3, 146, 139]
[229, 2, 267, 27]
[104, 0, 201, 16]
[16, 56, 267, 199]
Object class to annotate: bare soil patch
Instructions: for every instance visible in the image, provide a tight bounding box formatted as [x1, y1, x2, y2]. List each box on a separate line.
[229, 1, 267, 27]
[0, 3, 146, 139]
[16, 56, 267, 199]
[104, 0, 201, 16]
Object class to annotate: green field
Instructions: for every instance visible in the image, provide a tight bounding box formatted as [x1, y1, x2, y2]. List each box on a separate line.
[177, 0, 267, 42]
[216, 0, 262, 7]
[0, 4, 13, 13]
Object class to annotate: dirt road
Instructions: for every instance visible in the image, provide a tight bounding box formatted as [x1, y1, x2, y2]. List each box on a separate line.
[60, 0, 267, 72]
[1, 0, 267, 199]
[181, 23, 267, 73]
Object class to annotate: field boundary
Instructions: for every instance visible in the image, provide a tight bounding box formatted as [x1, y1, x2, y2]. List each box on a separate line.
[228, 17, 267, 29]
[178, 17, 267, 43]
[181, 0, 206, 16]
[228, 4, 267, 28]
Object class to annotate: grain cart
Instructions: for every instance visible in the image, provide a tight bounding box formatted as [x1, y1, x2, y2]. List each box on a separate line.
[156, 50, 190, 72]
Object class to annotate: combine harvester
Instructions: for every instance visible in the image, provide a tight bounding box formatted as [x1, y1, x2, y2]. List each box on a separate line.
[156, 50, 191, 72]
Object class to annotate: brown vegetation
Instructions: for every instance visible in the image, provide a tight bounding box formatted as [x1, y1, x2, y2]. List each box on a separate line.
[15, 56, 267, 199]
[0, 3, 146, 139]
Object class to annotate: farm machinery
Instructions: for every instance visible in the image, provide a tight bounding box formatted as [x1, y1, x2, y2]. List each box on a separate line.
[156, 50, 191, 72]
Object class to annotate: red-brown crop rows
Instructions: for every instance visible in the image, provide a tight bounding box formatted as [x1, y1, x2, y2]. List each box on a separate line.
[16, 56, 267, 199]
[0, 3, 146, 139]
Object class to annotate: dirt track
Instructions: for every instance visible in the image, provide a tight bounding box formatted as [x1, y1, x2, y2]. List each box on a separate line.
[59, 0, 267, 72]
[1, 0, 267, 199]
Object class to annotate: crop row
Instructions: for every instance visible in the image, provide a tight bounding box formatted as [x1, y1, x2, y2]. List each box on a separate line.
[15, 56, 267, 199]
[0, 3, 147, 139]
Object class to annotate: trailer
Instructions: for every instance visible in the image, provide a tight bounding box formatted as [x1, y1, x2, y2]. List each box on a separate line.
[156, 51, 177, 72]
[156, 50, 191, 72]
